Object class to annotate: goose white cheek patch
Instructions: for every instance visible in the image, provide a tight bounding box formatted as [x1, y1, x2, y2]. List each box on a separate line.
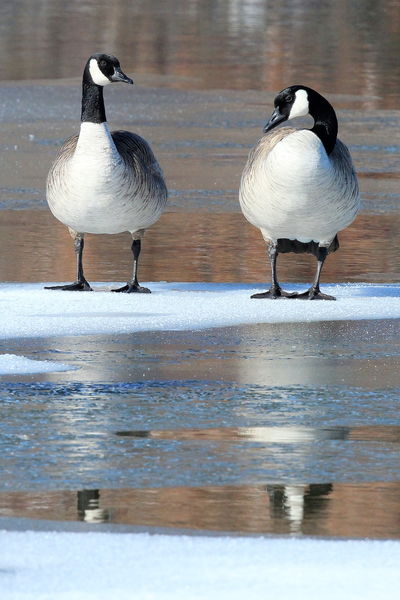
[89, 59, 112, 86]
[289, 89, 309, 119]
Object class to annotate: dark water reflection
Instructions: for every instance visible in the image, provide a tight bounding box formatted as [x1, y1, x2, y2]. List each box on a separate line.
[1, 1, 400, 108]
[1, 482, 400, 539]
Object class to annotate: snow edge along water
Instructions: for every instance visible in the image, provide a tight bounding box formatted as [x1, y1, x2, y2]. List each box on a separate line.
[0, 282, 399, 342]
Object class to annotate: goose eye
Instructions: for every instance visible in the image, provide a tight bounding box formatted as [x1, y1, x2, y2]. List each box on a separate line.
[286, 95, 293, 103]
[100, 59, 107, 68]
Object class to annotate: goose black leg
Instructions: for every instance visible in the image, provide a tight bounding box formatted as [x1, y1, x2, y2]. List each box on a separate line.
[45, 235, 92, 291]
[112, 239, 151, 294]
[294, 246, 335, 300]
[251, 242, 296, 299]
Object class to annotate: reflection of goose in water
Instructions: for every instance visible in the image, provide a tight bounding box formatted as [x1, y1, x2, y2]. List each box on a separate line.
[267, 483, 333, 533]
[240, 426, 339, 443]
[77, 489, 109, 523]
[236, 422, 347, 534]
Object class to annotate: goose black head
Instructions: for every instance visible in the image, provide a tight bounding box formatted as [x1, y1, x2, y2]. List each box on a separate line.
[264, 85, 311, 133]
[85, 53, 134, 87]
[263, 85, 338, 155]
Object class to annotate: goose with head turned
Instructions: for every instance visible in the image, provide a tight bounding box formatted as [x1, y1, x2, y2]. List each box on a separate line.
[239, 85, 360, 300]
[45, 53, 167, 293]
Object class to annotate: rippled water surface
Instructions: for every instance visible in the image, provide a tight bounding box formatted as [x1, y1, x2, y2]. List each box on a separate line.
[1, 321, 400, 537]
[0, 1, 400, 538]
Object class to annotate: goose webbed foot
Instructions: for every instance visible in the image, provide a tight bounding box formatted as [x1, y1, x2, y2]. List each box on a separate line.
[112, 282, 151, 294]
[45, 235, 92, 291]
[293, 287, 336, 301]
[251, 285, 297, 299]
[113, 239, 150, 293]
[44, 280, 93, 292]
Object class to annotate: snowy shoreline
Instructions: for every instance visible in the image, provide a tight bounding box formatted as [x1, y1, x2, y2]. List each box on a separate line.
[1, 528, 399, 600]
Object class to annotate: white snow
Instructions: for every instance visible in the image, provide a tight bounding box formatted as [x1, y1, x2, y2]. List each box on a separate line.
[0, 353, 73, 375]
[0, 282, 399, 342]
[0, 529, 398, 600]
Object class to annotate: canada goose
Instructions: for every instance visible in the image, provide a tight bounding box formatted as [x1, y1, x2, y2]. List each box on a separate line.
[45, 53, 167, 293]
[239, 85, 359, 300]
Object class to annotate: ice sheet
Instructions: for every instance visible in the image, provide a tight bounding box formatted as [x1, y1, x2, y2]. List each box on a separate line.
[1, 282, 400, 342]
[0, 353, 73, 375]
[1, 529, 398, 600]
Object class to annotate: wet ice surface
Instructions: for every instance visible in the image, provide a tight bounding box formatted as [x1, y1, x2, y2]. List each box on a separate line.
[1, 316, 399, 538]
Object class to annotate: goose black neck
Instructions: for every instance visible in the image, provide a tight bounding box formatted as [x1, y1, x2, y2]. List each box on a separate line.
[309, 92, 338, 155]
[81, 81, 107, 124]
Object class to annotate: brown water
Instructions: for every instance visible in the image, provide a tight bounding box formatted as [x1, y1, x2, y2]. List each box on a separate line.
[0, 1, 400, 539]
[2, 210, 400, 284]
[1, 0, 400, 108]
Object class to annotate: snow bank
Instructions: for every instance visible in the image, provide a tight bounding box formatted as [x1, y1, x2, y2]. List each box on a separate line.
[1, 529, 398, 600]
[0, 353, 73, 375]
[0, 282, 399, 342]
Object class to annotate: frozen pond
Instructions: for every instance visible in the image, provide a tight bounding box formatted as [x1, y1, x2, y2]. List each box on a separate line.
[0, 0, 400, 547]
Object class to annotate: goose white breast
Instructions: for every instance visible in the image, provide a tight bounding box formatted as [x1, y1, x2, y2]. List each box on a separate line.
[241, 128, 358, 244]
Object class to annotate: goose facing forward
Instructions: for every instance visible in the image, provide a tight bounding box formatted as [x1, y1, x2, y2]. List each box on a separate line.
[239, 85, 360, 300]
[46, 53, 167, 293]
